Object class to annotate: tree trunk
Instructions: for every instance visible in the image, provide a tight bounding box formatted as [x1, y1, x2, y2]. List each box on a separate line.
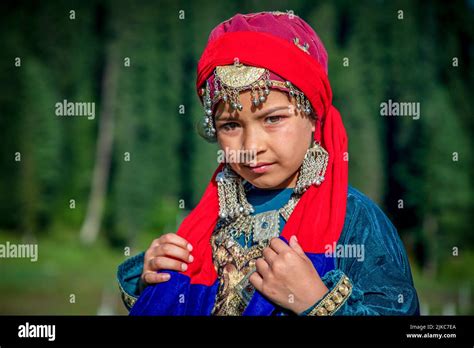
[79, 44, 118, 244]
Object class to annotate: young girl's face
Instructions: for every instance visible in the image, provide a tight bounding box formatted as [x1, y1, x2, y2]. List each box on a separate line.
[215, 89, 315, 189]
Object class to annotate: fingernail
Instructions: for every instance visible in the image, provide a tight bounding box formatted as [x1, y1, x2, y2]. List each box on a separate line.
[181, 263, 188, 271]
[189, 255, 194, 263]
[187, 244, 193, 251]
[162, 273, 170, 281]
[293, 235, 298, 242]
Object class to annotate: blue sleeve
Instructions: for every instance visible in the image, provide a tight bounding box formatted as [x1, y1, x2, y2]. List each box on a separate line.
[117, 252, 145, 311]
[301, 188, 420, 316]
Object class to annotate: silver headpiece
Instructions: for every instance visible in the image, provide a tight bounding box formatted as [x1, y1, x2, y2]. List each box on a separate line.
[199, 63, 314, 142]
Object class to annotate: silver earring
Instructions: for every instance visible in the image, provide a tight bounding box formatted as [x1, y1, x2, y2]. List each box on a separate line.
[201, 81, 217, 141]
[294, 141, 329, 194]
[216, 165, 254, 220]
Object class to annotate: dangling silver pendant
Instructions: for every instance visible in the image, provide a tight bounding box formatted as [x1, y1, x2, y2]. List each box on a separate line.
[253, 211, 280, 243]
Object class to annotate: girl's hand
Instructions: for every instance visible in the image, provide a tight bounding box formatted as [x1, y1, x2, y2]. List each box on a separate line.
[249, 235, 329, 314]
[140, 233, 193, 287]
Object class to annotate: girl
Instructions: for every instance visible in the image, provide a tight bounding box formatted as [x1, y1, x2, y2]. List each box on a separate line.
[117, 11, 419, 316]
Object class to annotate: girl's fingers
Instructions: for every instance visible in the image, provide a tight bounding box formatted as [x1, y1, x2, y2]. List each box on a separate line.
[142, 271, 171, 284]
[249, 271, 263, 292]
[262, 247, 277, 266]
[160, 233, 193, 252]
[155, 243, 193, 263]
[269, 237, 289, 254]
[255, 257, 271, 278]
[149, 256, 189, 272]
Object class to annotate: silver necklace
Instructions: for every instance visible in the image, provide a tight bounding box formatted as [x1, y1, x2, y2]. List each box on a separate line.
[215, 141, 328, 245]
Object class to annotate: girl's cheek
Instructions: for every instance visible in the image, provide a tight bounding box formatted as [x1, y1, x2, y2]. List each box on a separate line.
[217, 136, 240, 151]
[274, 125, 299, 150]
[276, 125, 311, 164]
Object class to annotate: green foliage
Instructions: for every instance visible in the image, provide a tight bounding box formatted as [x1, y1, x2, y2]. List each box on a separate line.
[0, 0, 472, 314]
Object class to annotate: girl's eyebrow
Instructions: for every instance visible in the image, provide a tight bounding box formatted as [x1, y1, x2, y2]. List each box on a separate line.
[215, 105, 289, 122]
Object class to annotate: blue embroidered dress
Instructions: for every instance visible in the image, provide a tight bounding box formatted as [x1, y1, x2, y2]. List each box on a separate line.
[117, 185, 420, 316]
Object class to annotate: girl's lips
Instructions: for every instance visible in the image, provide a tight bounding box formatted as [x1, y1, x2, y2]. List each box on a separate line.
[246, 162, 275, 174]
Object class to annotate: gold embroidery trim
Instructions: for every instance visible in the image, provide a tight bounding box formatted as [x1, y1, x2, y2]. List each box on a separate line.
[227, 243, 264, 270]
[215, 65, 266, 88]
[118, 281, 138, 311]
[307, 275, 352, 316]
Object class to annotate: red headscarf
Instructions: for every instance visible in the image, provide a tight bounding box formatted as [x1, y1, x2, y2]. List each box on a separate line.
[177, 12, 348, 286]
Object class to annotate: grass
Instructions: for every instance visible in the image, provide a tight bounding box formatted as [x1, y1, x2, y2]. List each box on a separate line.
[411, 252, 474, 315]
[0, 231, 136, 315]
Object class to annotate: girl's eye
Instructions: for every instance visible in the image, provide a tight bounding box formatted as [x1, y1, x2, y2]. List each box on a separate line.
[219, 122, 239, 131]
[265, 116, 284, 124]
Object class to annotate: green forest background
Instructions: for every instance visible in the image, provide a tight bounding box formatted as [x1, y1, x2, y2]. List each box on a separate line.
[0, 0, 472, 315]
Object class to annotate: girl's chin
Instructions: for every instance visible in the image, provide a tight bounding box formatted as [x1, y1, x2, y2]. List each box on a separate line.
[245, 176, 288, 190]
[233, 165, 296, 189]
